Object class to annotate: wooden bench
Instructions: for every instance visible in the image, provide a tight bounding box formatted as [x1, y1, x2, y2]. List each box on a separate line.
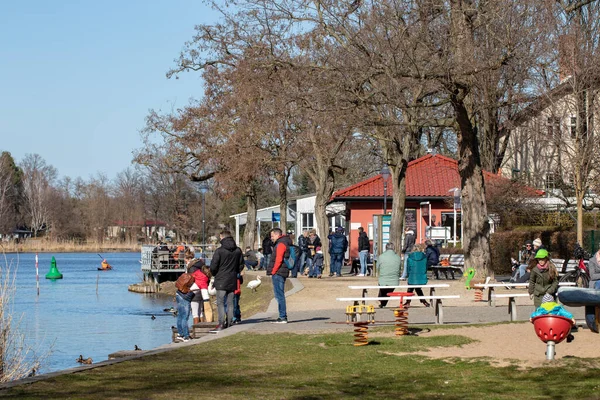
[348, 284, 450, 300]
[431, 254, 464, 280]
[337, 295, 460, 324]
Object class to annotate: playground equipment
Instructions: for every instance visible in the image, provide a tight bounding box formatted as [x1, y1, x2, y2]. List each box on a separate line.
[531, 315, 574, 360]
[557, 286, 600, 333]
[345, 304, 376, 346]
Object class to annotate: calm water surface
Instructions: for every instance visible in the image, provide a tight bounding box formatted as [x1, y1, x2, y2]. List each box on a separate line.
[5, 252, 176, 374]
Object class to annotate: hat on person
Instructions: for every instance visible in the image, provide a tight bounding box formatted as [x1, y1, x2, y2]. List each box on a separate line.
[525, 240, 533, 246]
[533, 238, 542, 247]
[535, 249, 549, 259]
[542, 293, 554, 303]
[335, 226, 344, 233]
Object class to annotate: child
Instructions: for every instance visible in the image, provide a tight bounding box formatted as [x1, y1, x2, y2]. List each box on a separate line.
[530, 293, 575, 342]
[186, 251, 211, 324]
[531, 293, 575, 321]
[310, 247, 324, 279]
[528, 249, 559, 308]
[231, 270, 244, 324]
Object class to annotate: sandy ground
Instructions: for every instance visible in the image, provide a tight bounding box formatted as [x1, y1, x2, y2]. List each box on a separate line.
[278, 273, 600, 367]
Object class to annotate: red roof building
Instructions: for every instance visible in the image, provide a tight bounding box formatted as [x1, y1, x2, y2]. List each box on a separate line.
[330, 154, 516, 258]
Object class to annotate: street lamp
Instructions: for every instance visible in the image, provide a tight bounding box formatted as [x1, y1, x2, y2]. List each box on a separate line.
[381, 164, 391, 214]
[199, 182, 209, 249]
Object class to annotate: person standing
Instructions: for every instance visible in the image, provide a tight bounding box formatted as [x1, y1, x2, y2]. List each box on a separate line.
[329, 227, 348, 277]
[262, 233, 273, 271]
[403, 244, 431, 308]
[297, 230, 310, 275]
[267, 228, 291, 323]
[400, 227, 415, 280]
[209, 230, 244, 332]
[528, 249, 558, 308]
[588, 249, 600, 289]
[377, 243, 402, 308]
[307, 229, 321, 277]
[357, 227, 370, 277]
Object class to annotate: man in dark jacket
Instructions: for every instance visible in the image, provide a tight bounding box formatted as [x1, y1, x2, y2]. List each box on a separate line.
[209, 230, 244, 332]
[262, 233, 273, 271]
[267, 228, 291, 323]
[425, 239, 440, 268]
[357, 227, 370, 277]
[329, 227, 348, 277]
[297, 230, 310, 275]
[400, 227, 416, 280]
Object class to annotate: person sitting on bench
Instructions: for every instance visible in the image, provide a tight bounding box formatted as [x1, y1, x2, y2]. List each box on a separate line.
[404, 244, 431, 308]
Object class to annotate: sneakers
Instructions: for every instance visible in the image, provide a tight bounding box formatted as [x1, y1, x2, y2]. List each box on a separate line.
[273, 318, 288, 324]
[174, 335, 185, 343]
[317, 275, 322, 279]
[421, 301, 431, 308]
[209, 325, 224, 334]
[231, 319, 241, 325]
[399, 277, 407, 281]
[356, 274, 365, 277]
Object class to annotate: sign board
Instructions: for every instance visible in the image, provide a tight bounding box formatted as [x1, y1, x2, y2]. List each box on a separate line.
[271, 212, 280, 222]
[404, 209, 417, 231]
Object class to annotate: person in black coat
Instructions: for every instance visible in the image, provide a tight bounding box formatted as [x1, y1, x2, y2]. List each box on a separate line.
[209, 230, 244, 331]
[425, 239, 440, 268]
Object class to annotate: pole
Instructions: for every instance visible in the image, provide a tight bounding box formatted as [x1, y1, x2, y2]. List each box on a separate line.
[383, 182, 388, 214]
[453, 203, 457, 246]
[202, 191, 206, 248]
[35, 253, 39, 296]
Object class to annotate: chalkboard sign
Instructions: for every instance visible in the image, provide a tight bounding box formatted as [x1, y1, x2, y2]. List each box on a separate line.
[405, 209, 417, 231]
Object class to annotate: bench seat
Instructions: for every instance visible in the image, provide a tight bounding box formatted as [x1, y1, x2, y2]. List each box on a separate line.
[348, 284, 449, 297]
[492, 293, 530, 321]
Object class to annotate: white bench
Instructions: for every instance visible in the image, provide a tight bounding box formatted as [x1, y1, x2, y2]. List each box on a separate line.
[431, 254, 464, 280]
[553, 258, 588, 275]
[348, 284, 450, 300]
[337, 295, 460, 324]
[492, 293, 530, 321]
[474, 282, 576, 306]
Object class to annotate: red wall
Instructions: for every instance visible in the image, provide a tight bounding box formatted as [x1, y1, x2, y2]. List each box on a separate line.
[346, 200, 454, 258]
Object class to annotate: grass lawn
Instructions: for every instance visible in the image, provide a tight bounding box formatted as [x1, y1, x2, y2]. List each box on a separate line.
[2, 321, 600, 399]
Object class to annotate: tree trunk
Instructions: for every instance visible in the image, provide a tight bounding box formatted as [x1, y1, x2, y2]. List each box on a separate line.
[243, 183, 258, 249]
[453, 95, 493, 279]
[309, 165, 336, 275]
[389, 160, 409, 253]
[275, 170, 288, 231]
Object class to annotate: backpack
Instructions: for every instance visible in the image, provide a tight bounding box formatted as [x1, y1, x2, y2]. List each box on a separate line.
[284, 245, 301, 270]
[175, 273, 195, 293]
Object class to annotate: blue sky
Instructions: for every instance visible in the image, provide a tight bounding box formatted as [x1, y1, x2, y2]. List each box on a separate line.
[0, 1, 219, 181]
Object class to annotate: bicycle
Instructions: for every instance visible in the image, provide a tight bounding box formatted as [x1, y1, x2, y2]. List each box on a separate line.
[559, 243, 590, 288]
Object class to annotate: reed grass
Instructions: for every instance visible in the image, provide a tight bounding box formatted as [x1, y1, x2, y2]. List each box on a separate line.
[0, 239, 139, 253]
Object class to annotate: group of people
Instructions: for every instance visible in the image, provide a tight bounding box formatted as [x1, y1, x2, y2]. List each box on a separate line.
[175, 228, 295, 341]
[153, 241, 206, 269]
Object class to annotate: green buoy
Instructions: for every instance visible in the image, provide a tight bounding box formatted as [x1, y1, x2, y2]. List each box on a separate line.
[45, 256, 63, 279]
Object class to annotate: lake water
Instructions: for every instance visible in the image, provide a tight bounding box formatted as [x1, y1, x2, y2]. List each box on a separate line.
[4, 252, 176, 375]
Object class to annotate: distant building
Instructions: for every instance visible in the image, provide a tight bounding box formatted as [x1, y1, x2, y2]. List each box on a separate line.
[107, 219, 167, 240]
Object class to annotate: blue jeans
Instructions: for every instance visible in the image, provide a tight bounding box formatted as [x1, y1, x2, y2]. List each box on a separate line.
[216, 290, 234, 327]
[232, 293, 241, 321]
[359, 250, 369, 275]
[401, 253, 411, 279]
[298, 252, 308, 274]
[176, 293, 191, 338]
[519, 264, 527, 279]
[331, 253, 344, 275]
[272, 274, 287, 319]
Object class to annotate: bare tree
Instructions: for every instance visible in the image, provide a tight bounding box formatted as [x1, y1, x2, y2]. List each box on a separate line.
[0, 152, 23, 237]
[20, 154, 57, 237]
